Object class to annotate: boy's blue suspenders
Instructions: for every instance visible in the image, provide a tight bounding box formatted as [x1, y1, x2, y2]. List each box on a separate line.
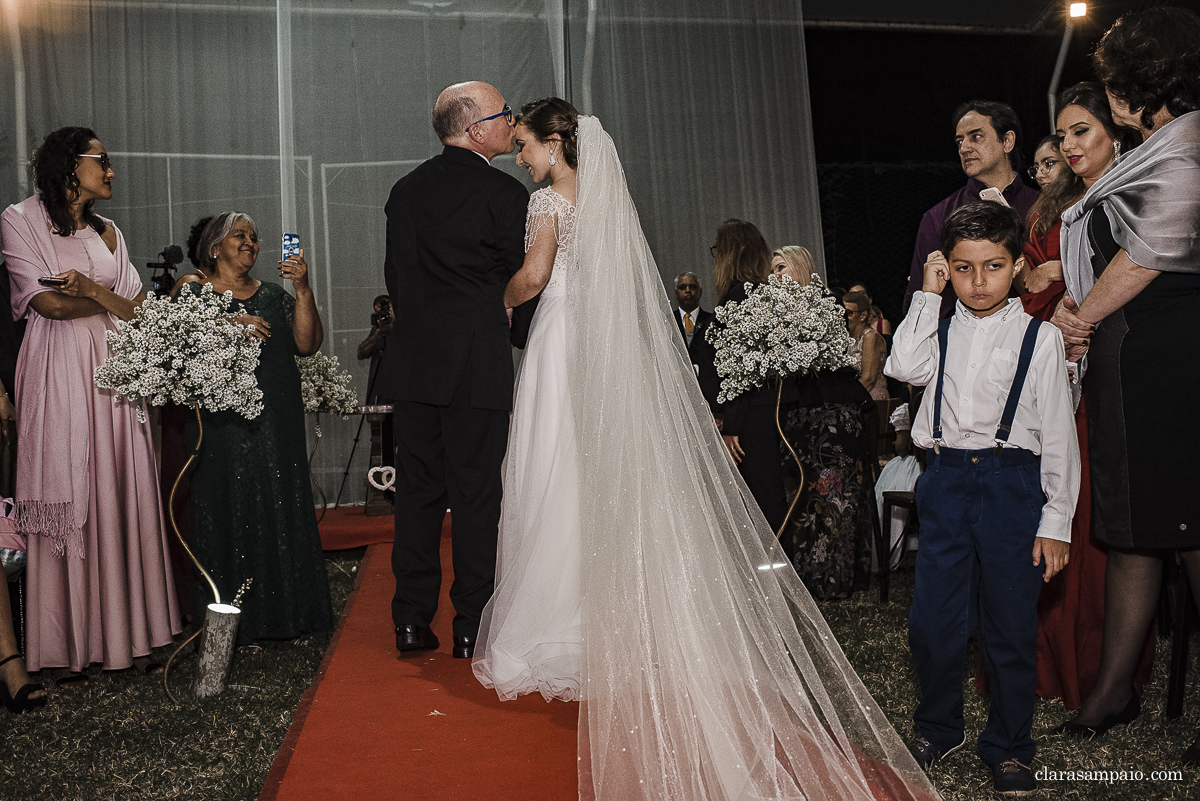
[931, 317, 1043, 455]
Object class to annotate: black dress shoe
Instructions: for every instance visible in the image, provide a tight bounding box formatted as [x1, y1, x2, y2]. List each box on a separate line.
[395, 625, 439, 653]
[906, 734, 965, 770]
[991, 758, 1037, 796]
[1051, 695, 1140, 739]
[453, 635, 476, 659]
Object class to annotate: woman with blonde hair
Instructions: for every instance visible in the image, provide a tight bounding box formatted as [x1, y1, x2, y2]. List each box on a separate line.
[771, 245, 815, 286]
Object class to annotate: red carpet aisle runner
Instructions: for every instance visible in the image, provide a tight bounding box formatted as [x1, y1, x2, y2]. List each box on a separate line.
[261, 516, 579, 801]
[317, 505, 396, 551]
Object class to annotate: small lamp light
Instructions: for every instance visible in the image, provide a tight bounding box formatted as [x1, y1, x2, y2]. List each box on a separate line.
[1070, 3, 1087, 18]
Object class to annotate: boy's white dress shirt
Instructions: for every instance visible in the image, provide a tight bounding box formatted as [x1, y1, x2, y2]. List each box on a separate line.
[885, 292, 1081, 543]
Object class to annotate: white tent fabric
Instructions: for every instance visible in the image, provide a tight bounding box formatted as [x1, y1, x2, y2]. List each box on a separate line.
[0, 0, 822, 505]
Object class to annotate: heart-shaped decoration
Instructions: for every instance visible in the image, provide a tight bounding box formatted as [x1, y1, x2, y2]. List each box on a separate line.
[367, 466, 396, 491]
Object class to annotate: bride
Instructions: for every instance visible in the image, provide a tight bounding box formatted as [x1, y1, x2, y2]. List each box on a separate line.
[474, 98, 937, 801]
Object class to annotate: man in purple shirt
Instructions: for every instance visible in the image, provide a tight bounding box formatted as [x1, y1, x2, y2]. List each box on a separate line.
[906, 100, 1040, 317]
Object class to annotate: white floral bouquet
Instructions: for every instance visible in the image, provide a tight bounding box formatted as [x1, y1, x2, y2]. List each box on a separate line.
[94, 283, 264, 422]
[296, 352, 358, 417]
[707, 275, 855, 404]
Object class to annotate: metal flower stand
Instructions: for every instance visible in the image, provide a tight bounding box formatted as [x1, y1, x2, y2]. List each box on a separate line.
[162, 404, 247, 700]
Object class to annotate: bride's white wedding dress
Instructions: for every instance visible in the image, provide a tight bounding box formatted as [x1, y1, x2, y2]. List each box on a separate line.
[475, 118, 938, 801]
[474, 188, 581, 702]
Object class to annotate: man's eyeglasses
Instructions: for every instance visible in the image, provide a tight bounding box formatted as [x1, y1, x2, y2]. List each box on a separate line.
[1026, 158, 1060, 179]
[78, 153, 112, 172]
[465, 105, 512, 132]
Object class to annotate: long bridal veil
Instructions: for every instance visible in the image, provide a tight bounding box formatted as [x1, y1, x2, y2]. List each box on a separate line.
[564, 116, 938, 801]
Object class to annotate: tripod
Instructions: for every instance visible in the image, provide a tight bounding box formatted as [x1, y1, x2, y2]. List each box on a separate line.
[333, 339, 386, 508]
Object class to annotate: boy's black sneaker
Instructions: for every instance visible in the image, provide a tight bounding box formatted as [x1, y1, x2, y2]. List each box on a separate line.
[992, 758, 1037, 796]
[906, 735, 965, 769]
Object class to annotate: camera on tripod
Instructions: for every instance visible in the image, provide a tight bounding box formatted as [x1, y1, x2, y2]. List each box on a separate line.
[148, 245, 184, 297]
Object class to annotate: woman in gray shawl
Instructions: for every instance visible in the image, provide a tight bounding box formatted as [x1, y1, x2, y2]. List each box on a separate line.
[1050, 8, 1200, 764]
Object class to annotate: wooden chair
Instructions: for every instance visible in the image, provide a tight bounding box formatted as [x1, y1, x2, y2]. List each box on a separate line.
[1160, 553, 1195, 718]
[876, 489, 919, 603]
[875, 398, 901, 461]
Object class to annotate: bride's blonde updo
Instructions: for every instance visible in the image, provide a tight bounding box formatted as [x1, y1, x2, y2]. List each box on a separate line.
[516, 97, 579, 169]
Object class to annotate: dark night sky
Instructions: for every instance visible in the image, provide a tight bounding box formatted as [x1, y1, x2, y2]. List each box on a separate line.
[803, 3, 1166, 166]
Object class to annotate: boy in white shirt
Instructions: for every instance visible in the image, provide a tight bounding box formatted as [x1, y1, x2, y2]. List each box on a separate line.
[885, 202, 1080, 796]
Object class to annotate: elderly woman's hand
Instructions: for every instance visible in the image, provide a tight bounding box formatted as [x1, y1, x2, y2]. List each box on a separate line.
[1051, 294, 1094, 349]
[237, 314, 271, 341]
[279, 249, 310, 291]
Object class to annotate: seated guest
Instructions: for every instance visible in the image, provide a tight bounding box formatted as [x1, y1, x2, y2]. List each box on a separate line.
[0, 258, 44, 712]
[847, 281, 892, 335]
[1028, 135, 1066, 190]
[770, 246, 816, 286]
[2, 126, 181, 685]
[904, 100, 1040, 317]
[179, 212, 333, 646]
[843, 290, 889, 401]
[672, 272, 719, 412]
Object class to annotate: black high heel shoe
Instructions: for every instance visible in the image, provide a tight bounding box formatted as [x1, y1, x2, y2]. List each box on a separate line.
[0, 654, 48, 714]
[1052, 695, 1140, 739]
[1182, 732, 1200, 767]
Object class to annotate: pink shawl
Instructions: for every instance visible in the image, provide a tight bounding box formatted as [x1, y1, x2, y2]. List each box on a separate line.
[1, 195, 143, 556]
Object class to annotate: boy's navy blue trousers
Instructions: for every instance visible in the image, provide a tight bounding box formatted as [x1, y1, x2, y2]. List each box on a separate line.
[910, 446, 1046, 766]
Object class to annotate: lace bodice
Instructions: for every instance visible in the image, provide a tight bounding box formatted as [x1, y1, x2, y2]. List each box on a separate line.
[525, 188, 575, 294]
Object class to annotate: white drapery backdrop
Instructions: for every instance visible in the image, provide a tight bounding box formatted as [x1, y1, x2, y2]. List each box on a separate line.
[0, 0, 821, 505]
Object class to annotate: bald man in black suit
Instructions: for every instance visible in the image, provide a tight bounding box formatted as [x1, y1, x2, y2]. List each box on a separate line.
[376, 81, 528, 660]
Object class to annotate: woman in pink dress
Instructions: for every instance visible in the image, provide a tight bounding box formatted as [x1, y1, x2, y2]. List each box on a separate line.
[1, 127, 181, 685]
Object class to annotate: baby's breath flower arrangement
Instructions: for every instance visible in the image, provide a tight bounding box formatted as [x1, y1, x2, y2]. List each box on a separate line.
[93, 283, 264, 421]
[707, 275, 854, 404]
[296, 352, 358, 418]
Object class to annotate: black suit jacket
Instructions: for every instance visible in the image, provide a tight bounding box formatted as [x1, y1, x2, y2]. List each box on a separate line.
[674, 307, 719, 412]
[377, 146, 529, 410]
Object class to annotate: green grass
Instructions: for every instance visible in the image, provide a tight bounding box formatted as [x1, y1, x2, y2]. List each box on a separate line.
[819, 559, 1200, 801]
[0, 550, 362, 801]
[2, 549, 1197, 800]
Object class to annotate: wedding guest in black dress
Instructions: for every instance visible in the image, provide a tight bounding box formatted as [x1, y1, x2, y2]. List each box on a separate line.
[714, 219, 789, 541]
[1049, 8, 1200, 764]
[180, 211, 333, 646]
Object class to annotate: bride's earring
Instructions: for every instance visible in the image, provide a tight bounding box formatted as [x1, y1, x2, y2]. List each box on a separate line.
[1113, 140, 1122, 157]
[548, 147, 557, 167]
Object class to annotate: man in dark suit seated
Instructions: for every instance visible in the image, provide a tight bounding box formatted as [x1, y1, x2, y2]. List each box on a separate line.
[377, 81, 529, 660]
[673, 272, 720, 415]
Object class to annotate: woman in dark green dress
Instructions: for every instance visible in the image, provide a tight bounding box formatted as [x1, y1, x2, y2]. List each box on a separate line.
[180, 212, 332, 645]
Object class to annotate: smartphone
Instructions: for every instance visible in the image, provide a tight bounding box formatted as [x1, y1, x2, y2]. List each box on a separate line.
[282, 233, 300, 262]
[979, 187, 1010, 207]
[37, 276, 68, 287]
